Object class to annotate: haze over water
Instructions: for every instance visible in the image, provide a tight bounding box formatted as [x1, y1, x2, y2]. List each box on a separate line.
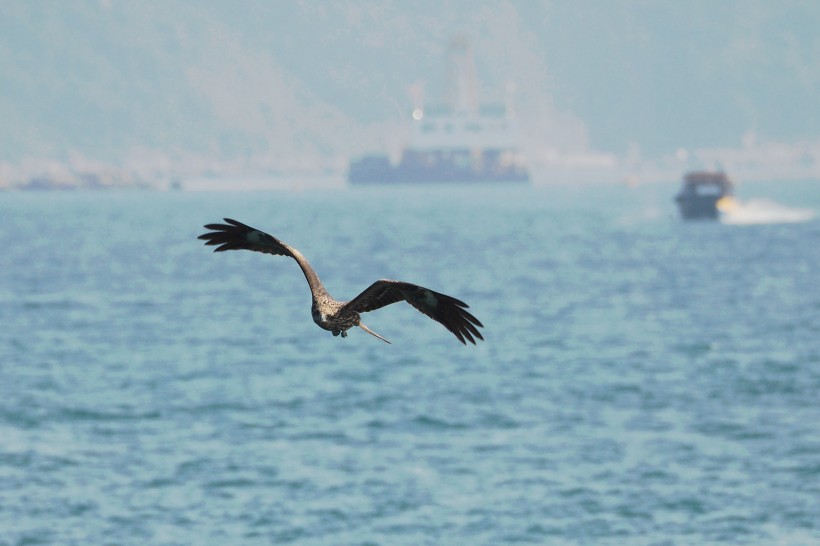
[1, 181, 819, 544]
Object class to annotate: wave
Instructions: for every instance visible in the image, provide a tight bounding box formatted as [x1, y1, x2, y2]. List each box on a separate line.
[722, 199, 815, 225]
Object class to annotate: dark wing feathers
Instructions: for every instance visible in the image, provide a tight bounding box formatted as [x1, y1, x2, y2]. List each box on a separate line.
[199, 219, 329, 299]
[344, 280, 484, 345]
[198, 218, 295, 257]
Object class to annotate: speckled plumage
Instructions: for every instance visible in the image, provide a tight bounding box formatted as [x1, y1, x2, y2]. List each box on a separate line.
[198, 218, 484, 345]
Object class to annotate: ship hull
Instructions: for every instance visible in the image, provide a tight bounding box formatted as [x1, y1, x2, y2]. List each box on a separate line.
[675, 194, 722, 220]
[348, 152, 529, 184]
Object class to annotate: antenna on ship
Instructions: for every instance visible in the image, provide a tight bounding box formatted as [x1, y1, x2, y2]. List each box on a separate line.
[505, 81, 517, 118]
[445, 35, 479, 116]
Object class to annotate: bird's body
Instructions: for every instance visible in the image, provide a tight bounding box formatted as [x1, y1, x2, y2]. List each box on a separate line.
[198, 218, 483, 344]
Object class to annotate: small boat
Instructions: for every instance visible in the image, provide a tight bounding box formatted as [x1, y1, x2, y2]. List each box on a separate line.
[674, 171, 736, 220]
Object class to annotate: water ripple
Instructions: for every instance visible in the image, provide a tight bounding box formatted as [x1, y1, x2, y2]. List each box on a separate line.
[1, 187, 819, 544]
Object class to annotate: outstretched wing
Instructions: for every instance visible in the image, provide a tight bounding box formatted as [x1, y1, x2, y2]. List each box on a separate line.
[199, 218, 294, 256]
[198, 218, 327, 297]
[343, 280, 484, 345]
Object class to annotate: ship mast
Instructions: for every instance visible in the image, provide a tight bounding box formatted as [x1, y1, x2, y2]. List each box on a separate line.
[445, 35, 479, 116]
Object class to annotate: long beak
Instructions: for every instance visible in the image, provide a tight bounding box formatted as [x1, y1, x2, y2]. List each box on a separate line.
[359, 323, 391, 344]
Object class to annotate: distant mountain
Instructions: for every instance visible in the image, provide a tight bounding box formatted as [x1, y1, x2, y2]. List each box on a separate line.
[0, 1, 368, 170]
[1, 0, 818, 171]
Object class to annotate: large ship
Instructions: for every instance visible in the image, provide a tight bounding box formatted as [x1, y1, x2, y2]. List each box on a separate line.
[348, 38, 529, 185]
[674, 170, 736, 220]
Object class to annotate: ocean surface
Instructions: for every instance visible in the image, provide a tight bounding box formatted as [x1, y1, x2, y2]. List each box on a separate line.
[1, 181, 819, 545]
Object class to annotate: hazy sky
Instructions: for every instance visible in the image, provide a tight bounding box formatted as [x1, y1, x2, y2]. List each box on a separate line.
[2, 1, 819, 166]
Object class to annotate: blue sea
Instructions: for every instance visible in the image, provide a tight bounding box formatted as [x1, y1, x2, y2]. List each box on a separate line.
[2, 181, 819, 545]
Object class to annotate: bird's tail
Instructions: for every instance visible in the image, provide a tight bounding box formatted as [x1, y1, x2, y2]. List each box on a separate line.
[359, 323, 391, 344]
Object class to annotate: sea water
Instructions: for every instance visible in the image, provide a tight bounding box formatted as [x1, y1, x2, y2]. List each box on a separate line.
[1, 182, 819, 545]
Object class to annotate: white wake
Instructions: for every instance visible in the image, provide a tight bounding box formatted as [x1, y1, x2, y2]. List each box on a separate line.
[722, 199, 815, 225]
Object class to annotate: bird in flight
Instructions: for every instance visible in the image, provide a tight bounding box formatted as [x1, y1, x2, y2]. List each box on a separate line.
[198, 218, 484, 345]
